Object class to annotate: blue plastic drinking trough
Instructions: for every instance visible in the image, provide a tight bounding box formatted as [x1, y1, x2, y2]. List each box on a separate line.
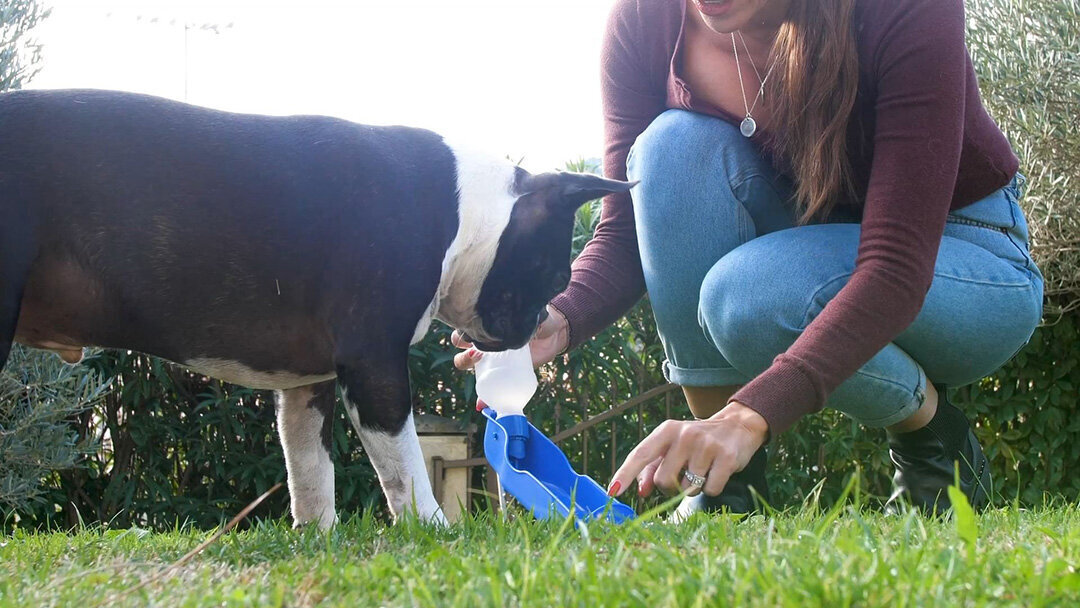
[481, 407, 635, 525]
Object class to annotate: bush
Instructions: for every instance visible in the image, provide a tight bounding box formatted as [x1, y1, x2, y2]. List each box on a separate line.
[6, 351, 382, 530]
[0, 0, 49, 91]
[0, 347, 108, 516]
[967, 0, 1080, 316]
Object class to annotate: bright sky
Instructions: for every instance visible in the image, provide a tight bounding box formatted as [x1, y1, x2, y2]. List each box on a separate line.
[29, 0, 615, 172]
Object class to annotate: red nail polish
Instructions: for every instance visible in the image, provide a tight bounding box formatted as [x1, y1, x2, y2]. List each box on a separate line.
[608, 481, 622, 496]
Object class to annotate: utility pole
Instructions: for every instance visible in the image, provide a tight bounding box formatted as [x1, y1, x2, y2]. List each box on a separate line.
[118, 13, 233, 101]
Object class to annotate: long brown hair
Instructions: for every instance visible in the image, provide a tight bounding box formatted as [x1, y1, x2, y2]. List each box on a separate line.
[766, 0, 860, 222]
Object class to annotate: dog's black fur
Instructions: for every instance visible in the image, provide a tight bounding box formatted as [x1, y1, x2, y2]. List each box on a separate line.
[470, 169, 624, 351]
[0, 89, 632, 523]
[1, 89, 462, 431]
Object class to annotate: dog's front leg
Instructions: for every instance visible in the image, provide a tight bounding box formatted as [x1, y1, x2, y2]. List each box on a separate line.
[336, 357, 447, 525]
[276, 381, 338, 529]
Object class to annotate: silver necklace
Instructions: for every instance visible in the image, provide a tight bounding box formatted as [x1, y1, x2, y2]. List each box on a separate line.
[737, 32, 765, 83]
[731, 31, 778, 137]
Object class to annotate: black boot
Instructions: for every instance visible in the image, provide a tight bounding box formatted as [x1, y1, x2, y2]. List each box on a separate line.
[886, 388, 992, 515]
[670, 447, 770, 521]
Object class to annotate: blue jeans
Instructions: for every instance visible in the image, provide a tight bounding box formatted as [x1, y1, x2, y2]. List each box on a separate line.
[627, 110, 1044, 427]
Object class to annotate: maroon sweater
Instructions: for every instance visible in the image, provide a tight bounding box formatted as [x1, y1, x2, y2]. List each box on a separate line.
[549, 0, 1019, 435]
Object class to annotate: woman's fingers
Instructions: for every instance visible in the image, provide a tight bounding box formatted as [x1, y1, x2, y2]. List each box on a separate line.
[451, 330, 479, 370]
[610, 410, 768, 502]
[453, 347, 483, 371]
[682, 441, 716, 497]
[450, 330, 473, 349]
[635, 457, 663, 497]
[652, 428, 693, 495]
[703, 455, 735, 497]
[608, 421, 678, 497]
[525, 307, 568, 367]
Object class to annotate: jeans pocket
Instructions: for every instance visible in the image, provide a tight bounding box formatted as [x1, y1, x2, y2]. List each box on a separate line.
[945, 180, 1040, 279]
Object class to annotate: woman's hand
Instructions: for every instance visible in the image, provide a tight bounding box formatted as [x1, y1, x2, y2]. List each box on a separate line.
[452, 304, 570, 371]
[607, 402, 769, 498]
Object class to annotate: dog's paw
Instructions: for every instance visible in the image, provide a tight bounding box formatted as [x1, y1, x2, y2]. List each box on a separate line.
[292, 508, 338, 531]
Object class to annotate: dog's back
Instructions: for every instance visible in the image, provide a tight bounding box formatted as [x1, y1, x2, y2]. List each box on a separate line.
[0, 89, 459, 381]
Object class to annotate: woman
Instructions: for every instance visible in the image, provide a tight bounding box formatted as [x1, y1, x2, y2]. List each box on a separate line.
[455, 0, 1043, 516]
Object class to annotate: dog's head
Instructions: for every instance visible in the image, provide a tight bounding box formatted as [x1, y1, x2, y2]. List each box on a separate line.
[471, 169, 633, 350]
[435, 146, 633, 351]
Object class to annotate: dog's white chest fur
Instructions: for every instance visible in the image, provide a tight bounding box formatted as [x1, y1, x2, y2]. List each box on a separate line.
[410, 141, 520, 344]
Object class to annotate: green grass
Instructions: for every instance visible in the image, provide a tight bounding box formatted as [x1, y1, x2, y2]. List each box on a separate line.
[2, 501, 1079, 607]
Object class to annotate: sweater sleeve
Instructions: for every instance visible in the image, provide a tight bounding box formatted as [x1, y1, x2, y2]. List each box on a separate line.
[731, 0, 970, 434]
[549, 0, 667, 348]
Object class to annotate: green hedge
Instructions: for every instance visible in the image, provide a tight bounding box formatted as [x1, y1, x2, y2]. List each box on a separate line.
[4, 351, 382, 530]
[0, 347, 109, 515]
[3, 0, 1078, 529]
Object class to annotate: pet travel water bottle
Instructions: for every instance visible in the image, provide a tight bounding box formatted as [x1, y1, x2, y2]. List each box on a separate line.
[474, 345, 536, 464]
[475, 344, 636, 524]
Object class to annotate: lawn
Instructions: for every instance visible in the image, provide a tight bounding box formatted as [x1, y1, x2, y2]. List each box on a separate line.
[2, 498, 1079, 607]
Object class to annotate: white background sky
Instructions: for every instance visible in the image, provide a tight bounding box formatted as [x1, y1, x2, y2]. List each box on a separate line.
[29, 0, 616, 172]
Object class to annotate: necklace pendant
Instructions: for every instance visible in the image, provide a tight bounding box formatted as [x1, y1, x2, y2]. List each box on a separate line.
[740, 116, 757, 138]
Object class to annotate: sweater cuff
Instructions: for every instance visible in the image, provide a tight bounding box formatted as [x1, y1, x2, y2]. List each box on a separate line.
[729, 356, 826, 436]
[549, 291, 595, 351]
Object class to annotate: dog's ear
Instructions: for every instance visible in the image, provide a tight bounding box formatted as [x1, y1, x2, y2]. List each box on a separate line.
[557, 172, 637, 210]
[515, 168, 636, 211]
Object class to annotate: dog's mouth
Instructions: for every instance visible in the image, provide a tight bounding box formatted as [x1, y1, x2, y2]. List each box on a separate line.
[460, 332, 489, 349]
[462, 333, 532, 354]
[462, 333, 510, 352]
[462, 310, 547, 353]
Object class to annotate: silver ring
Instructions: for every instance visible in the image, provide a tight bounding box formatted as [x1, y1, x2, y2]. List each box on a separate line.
[683, 469, 707, 488]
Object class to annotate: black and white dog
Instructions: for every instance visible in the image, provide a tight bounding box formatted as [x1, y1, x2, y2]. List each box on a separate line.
[0, 89, 631, 528]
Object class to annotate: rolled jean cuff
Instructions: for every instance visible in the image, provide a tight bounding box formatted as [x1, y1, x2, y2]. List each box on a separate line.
[663, 359, 749, 388]
[846, 364, 928, 429]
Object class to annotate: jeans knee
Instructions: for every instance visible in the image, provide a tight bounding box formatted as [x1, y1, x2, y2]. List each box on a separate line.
[699, 255, 757, 366]
[629, 112, 762, 237]
[629, 110, 705, 179]
[698, 245, 804, 374]
[628, 110, 754, 187]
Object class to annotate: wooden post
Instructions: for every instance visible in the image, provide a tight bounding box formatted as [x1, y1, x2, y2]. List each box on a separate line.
[432, 456, 445, 504]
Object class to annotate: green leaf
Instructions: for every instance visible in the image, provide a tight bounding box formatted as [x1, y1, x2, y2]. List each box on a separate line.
[948, 484, 978, 562]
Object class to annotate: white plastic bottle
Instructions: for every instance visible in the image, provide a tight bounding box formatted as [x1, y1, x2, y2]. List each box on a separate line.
[474, 345, 537, 415]
[475, 345, 537, 462]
